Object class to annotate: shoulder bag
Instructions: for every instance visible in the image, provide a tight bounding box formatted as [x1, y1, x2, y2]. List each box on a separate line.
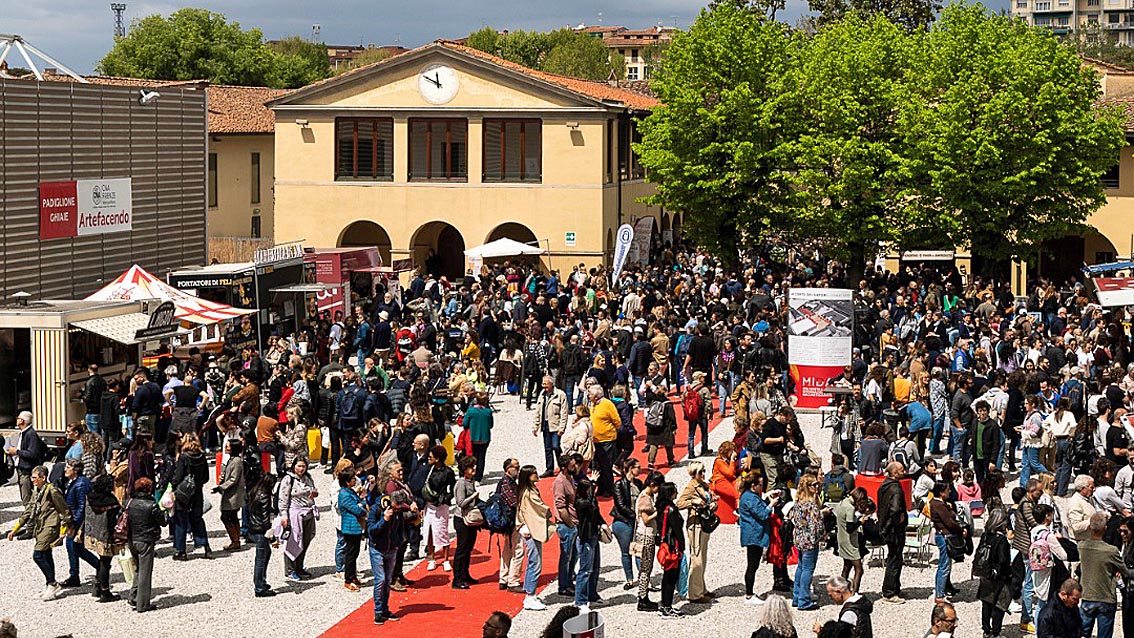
[656, 506, 682, 571]
[421, 467, 439, 502]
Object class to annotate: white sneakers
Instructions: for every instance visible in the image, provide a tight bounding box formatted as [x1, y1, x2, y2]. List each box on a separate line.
[443, 561, 452, 572]
[577, 604, 590, 614]
[745, 594, 765, 606]
[523, 596, 547, 611]
[427, 560, 438, 571]
[41, 583, 61, 601]
[1009, 601, 1023, 614]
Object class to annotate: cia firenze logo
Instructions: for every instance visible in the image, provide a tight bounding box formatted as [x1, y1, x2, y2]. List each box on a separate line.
[40, 178, 133, 239]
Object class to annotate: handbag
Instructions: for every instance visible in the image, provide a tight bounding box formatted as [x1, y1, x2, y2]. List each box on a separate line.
[158, 483, 175, 511]
[118, 550, 135, 587]
[698, 501, 721, 534]
[463, 505, 485, 527]
[422, 467, 439, 502]
[113, 500, 131, 545]
[945, 533, 967, 562]
[598, 524, 614, 544]
[173, 472, 198, 506]
[656, 506, 682, 571]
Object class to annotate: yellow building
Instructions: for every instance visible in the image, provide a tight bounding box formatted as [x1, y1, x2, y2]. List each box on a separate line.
[206, 86, 287, 247]
[267, 41, 666, 278]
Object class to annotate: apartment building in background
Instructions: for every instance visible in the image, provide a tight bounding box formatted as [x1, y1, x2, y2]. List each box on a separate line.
[1011, 0, 1134, 43]
[576, 25, 674, 80]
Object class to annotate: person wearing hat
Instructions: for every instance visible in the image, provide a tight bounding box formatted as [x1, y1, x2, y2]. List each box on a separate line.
[5, 411, 45, 510]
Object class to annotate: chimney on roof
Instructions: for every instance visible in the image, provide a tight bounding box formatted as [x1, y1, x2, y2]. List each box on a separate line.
[44, 67, 57, 76]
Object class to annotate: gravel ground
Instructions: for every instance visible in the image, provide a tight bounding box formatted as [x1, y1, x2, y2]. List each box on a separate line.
[0, 397, 1119, 638]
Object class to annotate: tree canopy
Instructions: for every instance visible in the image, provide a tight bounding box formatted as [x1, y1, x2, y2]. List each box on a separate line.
[808, 0, 941, 31]
[98, 8, 331, 88]
[635, 3, 1125, 272]
[464, 27, 624, 81]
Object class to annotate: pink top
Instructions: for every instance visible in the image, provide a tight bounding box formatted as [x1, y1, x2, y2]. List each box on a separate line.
[956, 482, 982, 502]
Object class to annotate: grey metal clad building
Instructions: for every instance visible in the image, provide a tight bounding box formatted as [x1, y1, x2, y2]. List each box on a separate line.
[0, 78, 207, 300]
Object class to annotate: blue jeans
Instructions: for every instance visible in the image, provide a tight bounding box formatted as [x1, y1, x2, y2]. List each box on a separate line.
[249, 532, 271, 594]
[565, 376, 582, 409]
[1056, 438, 1073, 496]
[66, 534, 100, 580]
[1081, 600, 1117, 638]
[369, 546, 398, 619]
[335, 529, 345, 573]
[1020, 447, 1048, 488]
[574, 537, 600, 607]
[172, 506, 210, 554]
[557, 523, 578, 592]
[935, 534, 952, 599]
[950, 426, 971, 467]
[542, 431, 561, 474]
[792, 547, 819, 608]
[611, 520, 635, 582]
[84, 413, 100, 435]
[994, 430, 1007, 470]
[1022, 561, 1035, 623]
[33, 548, 56, 585]
[523, 536, 543, 596]
[716, 374, 737, 415]
[930, 413, 946, 453]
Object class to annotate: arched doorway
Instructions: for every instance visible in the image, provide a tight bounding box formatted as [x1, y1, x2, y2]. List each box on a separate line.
[486, 222, 538, 246]
[338, 220, 392, 265]
[672, 212, 682, 241]
[660, 211, 670, 233]
[606, 228, 614, 262]
[411, 221, 465, 280]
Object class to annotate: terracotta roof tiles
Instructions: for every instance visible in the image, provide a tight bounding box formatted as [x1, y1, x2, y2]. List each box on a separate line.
[206, 85, 288, 134]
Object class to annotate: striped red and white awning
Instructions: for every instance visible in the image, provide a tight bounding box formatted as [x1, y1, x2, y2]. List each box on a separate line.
[85, 264, 256, 325]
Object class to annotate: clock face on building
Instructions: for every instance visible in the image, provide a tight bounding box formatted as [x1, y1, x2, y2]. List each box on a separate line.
[418, 64, 459, 105]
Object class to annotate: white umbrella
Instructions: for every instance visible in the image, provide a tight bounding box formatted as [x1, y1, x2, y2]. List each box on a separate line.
[464, 237, 545, 259]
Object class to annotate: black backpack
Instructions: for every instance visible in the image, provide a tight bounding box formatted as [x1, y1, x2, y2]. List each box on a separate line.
[972, 533, 998, 580]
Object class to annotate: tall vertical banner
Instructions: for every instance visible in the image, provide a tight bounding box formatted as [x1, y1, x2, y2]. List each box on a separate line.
[787, 287, 854, 409]
[610, 223, 634, 287]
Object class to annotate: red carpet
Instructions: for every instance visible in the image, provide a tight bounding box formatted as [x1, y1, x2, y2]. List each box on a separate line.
[320, 397, 727, 637]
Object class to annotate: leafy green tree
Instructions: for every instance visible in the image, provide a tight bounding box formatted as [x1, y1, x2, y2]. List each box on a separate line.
[636, 2, 1124, 275]
[908, 4, 1125, 263]
[773, 14, 924, 278]
[634, 5, 796, 259]
[808, 0, 941, 31]
[465, 27, 500, 55]
[98, 8, 275, 86]
[708, 0, 787, 21]
[267, 36, 331, 88]
[542, 34, 623, 80]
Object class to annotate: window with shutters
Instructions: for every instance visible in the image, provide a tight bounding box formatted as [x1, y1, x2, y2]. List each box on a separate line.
[335, 118, 394, 181]
[409, 118, 467, 181]
[207, 153, 218, 207]
[251, 152, 261, 203]
[483, 119, 541, 182]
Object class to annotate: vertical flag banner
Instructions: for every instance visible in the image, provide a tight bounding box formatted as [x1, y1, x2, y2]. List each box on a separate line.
[787, 287, 854, 409]
[611, 223, 634, 286]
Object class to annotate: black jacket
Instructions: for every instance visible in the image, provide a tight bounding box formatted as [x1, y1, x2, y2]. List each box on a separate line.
[173, 451, 209, 505]
[126, 495, 168, 544]
[1037, 599, 1082, 638]
[14, 426, 46, 472]
[611, 477, 639, 524]
[247, 485, 277, 534]
[628, 341, 652, 377]
[422, 464, 456, 506]
[99, 391, 122, 438]
[839, 595, 875, 638]
[83, 374, 106, 413]
[877, 478, 906, 538]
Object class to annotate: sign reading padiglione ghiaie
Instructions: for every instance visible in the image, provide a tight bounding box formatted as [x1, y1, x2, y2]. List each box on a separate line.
[40, 178, 133, 240]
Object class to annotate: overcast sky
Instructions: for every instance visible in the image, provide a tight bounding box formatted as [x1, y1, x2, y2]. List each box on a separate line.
[12, 0, 1009, 75]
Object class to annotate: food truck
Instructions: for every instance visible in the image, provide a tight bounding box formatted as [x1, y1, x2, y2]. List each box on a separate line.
[304, 247, 413, 318]
[166, 243, 309, 351]
[0, 299, 186, 452]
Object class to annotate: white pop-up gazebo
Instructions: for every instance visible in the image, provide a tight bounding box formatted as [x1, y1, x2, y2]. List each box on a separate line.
[463, 237, 546, 259]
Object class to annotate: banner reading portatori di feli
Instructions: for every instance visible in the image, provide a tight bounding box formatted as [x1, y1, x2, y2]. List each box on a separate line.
[787, 287, 854, 409]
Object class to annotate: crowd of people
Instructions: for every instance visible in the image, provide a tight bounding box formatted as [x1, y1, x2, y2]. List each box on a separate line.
[4, 242, 1134, 638]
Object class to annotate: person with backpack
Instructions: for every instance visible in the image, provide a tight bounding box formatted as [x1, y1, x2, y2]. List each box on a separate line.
[1028, 503, 1067, 629]
[491, 458, 523, 591]
[685, 371, 711, 458]
[974, 508, 1015, 638]
[823, 454, 857, 506]
[1013, 479, 1043, 632]
[171, 433, 212, 561]
[336, 370, 368, 436]
[1062, 367, 1087, 422]
[642, 363, 676, 470]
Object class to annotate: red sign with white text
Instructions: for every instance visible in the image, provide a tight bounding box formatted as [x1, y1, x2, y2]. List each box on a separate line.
[40, 181, 78, 240]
